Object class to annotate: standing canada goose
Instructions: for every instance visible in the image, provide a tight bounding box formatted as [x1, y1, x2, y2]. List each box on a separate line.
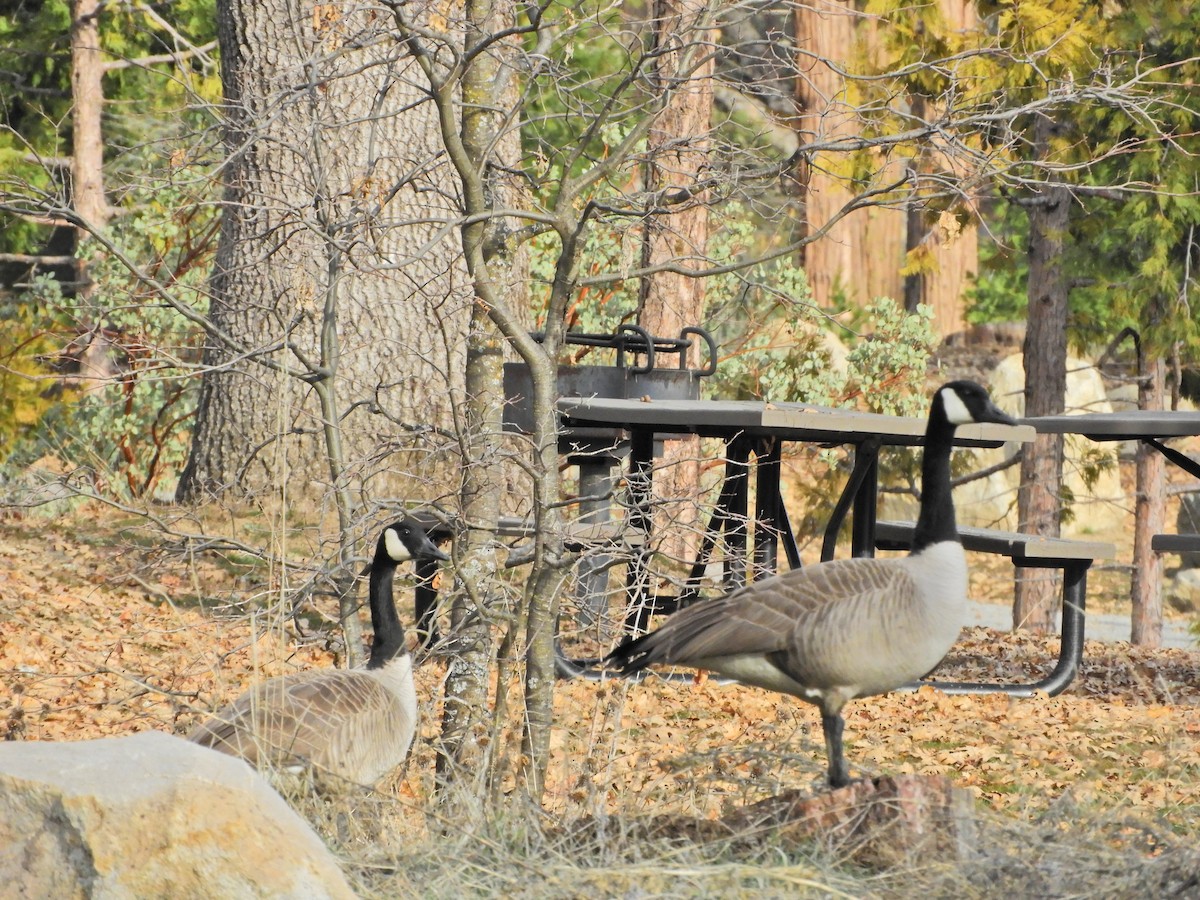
[606, 381, 1017, 789]
[189, 517, 448, 786]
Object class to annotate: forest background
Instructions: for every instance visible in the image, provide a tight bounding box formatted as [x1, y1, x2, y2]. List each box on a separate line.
[1, 1, 1199, 895]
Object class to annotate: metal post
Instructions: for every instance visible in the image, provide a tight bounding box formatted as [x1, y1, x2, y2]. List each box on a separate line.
[571, 453, 618, 625]
[822, 436, 882, 562]
[850, 442, 880, 559]
[915, 558, 1089, 698]
[753, 437, 782, 578]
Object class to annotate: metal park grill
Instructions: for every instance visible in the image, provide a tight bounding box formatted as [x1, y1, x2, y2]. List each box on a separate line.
[501, 324, 717, 440]
[503, 325, 718, 673]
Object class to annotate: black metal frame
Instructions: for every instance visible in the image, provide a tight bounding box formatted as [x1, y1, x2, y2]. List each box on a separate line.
[874, 521, 1097, 698]
[557, 427, 1103, 697]
[915, 558, 1089, 698]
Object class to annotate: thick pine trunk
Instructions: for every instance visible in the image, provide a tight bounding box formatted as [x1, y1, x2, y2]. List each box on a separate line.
[178, 0, 468, 506]
[793, 0, 974, 339]
[1014, 119, 1070, 632]
[794, 0, 864, 308]
[639, 0, 713, 577]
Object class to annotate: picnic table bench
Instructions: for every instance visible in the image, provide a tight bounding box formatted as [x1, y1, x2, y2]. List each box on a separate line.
[874, 520, 1116, 697]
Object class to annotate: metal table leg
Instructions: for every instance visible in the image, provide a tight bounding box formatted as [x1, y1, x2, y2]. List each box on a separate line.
[915, 558, 1090, 698]
[572, 452, 618, 626]
[822, 436, 882, 562]
[753, 437, 780, 578]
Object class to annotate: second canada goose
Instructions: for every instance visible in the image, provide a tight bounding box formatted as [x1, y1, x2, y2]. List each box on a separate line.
[606, 381, 1017, 789]
[189, 517, 448, 786]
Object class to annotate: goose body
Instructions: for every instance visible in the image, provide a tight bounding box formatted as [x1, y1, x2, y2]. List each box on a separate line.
[189, 517, 447, 786]
[607, 381, 1016, 788]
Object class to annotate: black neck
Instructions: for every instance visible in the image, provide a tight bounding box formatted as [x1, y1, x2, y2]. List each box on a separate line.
[366, 561, 406, 669]
[911, 399, 960, 553]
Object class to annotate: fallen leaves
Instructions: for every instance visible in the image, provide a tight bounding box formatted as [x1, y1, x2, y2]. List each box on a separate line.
[1, 513, 1198, 840]
[543, 628, 1200, 832]
[0, 518, 338, 744]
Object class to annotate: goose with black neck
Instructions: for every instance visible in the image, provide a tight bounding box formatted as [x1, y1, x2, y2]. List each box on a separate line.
[606, 381, 1017, 789]
[189, 517, 448, 787]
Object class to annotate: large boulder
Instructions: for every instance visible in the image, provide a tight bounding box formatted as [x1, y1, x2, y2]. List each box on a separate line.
[0, 731, 355, 899]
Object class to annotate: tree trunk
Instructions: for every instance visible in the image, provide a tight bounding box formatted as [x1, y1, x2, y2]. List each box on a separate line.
[385, 0, 569, 806]
[794, 0, 974, 339]
[70, 0, 113, 386]
[517, 347, 570, 803]
[437, 297, 504, 790]
[794, 0, 864, 308]
[178, 0, 468, 506]
[71, 0, 107, 236]
[436, 0, 525, 795]
[1014, 116, 1070, 632]
[1131, 357, 1166, 646]
[639, 0, 713, 579]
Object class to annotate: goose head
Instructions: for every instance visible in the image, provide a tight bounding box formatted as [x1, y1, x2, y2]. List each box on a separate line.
[935, 380, 1017, 429]
[378, 517, 449, 566]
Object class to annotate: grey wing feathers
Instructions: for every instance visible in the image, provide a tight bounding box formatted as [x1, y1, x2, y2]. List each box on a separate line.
[640, 591, 793, 663]
[616, 557, 915, 669]
[189, 670, 410, 782]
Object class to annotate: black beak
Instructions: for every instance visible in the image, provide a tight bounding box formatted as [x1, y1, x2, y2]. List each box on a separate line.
[416, 532, 450, 562]
[984, 400, 1018, 427]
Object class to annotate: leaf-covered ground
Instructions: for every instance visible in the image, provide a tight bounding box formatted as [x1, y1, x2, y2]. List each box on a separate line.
[1, 507, 1198, 845]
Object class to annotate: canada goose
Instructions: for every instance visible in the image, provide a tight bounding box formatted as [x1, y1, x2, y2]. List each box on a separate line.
[606, 381, 1017, 789]
[189, 517, 448, 786]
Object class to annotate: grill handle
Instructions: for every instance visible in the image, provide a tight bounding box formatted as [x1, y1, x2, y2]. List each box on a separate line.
[617, 324, 657, 374]
[681, 326, 717, 376]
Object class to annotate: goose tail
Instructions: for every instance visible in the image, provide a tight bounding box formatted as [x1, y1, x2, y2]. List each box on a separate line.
[604, 632, 656, 676]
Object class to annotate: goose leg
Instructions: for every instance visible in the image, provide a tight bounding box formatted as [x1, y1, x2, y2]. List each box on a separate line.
[821, 712, 850, 789]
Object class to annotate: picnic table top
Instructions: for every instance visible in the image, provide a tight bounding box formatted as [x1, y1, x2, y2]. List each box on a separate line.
[557, 396, 1035, 448]
[1025, 409, 1200, 440]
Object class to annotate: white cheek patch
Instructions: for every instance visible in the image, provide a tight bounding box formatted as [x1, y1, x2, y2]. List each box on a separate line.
[384, 528, 411, 561]
[939, 387, 973, 425]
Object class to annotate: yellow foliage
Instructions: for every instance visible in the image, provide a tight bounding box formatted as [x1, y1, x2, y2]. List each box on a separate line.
[900, 241, 937, 278]
[0, 323, 73, 461]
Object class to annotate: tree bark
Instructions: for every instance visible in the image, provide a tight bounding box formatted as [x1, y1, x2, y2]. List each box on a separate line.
[435, 0, 525, 794]
[1131, 356, 1165, 646]
[178, 0, 468, 506]
[70, 0, 113, 386]
[1014, 115, 1070, 632]
[794, 0, 863, 307]
[383, 0, 576, 806]
[794, 0, 974, 339]
[639, 0, 713, 579]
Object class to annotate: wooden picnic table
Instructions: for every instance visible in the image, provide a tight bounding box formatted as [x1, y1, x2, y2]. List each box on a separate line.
[553, 398, 1122, 697]
[1026, 410, 1200, 479]
[558, 396, 1033, 583]
[1026, 408, 1200, 560]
